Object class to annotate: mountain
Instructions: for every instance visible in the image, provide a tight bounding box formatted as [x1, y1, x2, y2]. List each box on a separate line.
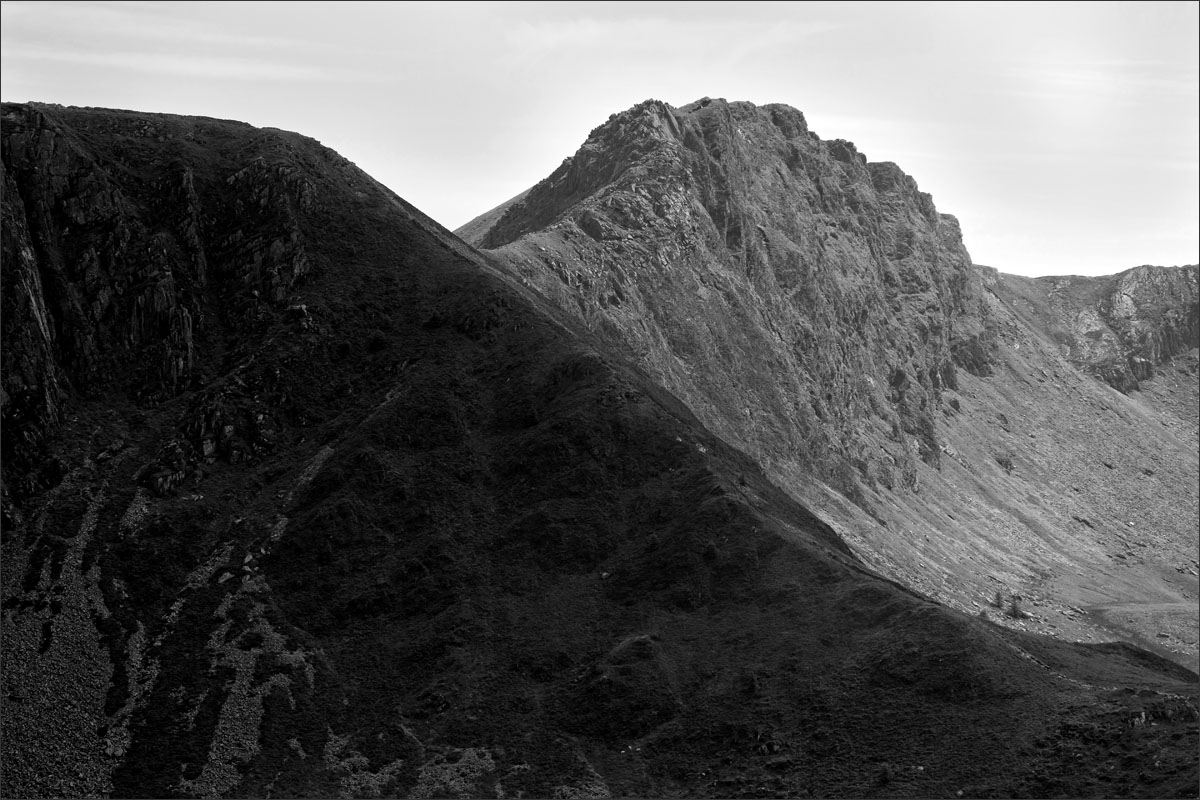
[2, 101, 1198, 800]
[459, 97, 1200, 674]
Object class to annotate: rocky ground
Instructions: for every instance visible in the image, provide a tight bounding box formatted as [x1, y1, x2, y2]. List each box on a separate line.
[2, 101, 1198, 799]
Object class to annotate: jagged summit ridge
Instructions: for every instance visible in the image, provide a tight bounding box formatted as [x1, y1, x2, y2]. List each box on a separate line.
[464, 96, 991, 498]
[478, 97, 949, 255]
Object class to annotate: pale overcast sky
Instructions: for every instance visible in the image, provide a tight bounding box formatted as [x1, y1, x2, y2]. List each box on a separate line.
[3, 1, 1197, 277]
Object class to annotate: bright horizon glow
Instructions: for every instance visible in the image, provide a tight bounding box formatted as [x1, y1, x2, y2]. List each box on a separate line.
[3, 1, 1197, 277]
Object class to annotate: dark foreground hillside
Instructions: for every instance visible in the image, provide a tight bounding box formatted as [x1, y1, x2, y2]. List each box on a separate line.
[2, 103, 1197, 799]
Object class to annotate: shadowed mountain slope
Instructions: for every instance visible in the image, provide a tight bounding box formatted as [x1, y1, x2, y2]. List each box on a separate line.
[460, 97, 1200, 673]
[2, 103, 1197, 799]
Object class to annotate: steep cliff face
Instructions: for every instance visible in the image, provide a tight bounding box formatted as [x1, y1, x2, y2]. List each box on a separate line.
[1, 104, 315, 505]
[4, 103, 1197, 799]
[463, 98, 994, 503]
[461, 98, 1200, 673]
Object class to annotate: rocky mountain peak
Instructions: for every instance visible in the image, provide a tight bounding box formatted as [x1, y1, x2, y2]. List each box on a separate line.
[466, 98, 993, 499]
[477, 98, 681, 249]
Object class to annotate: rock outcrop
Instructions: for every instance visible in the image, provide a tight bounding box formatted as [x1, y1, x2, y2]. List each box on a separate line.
[463, 98, 995, 503]
[1025, 265, 1198, 393]
[1, 105, 316, 505]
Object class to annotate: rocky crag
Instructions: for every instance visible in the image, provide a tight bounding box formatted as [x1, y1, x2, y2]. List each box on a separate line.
[464, 98, 993, 496]
[1009, 265, 1198, 393]
[2, 102, 1197, 799]
[460, 98, 1199, 671]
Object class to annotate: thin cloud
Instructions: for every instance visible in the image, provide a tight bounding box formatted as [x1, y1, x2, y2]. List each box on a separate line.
[1003, 64, 1199, 98]
[2, 1, 306, 51]
[3, 45, 355, 82]
[505, 16, 841, 54]
[941, 151, 1200, 173]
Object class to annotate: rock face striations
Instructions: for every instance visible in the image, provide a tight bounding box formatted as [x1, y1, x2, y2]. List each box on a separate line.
[2, 102, 1198, 799]
[463, 98, 994, 499]
[2, 105, 314, 504]
[462, 98, 1200, 673]
[1026, 265, 1197, 393]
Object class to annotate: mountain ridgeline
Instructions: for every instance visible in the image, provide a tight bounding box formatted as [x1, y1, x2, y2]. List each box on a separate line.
[465, 98, 992, 495]
[1, 100, 1197, 799]
[461, 97, 1199, 673]
[462, 98, 1197, 489]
